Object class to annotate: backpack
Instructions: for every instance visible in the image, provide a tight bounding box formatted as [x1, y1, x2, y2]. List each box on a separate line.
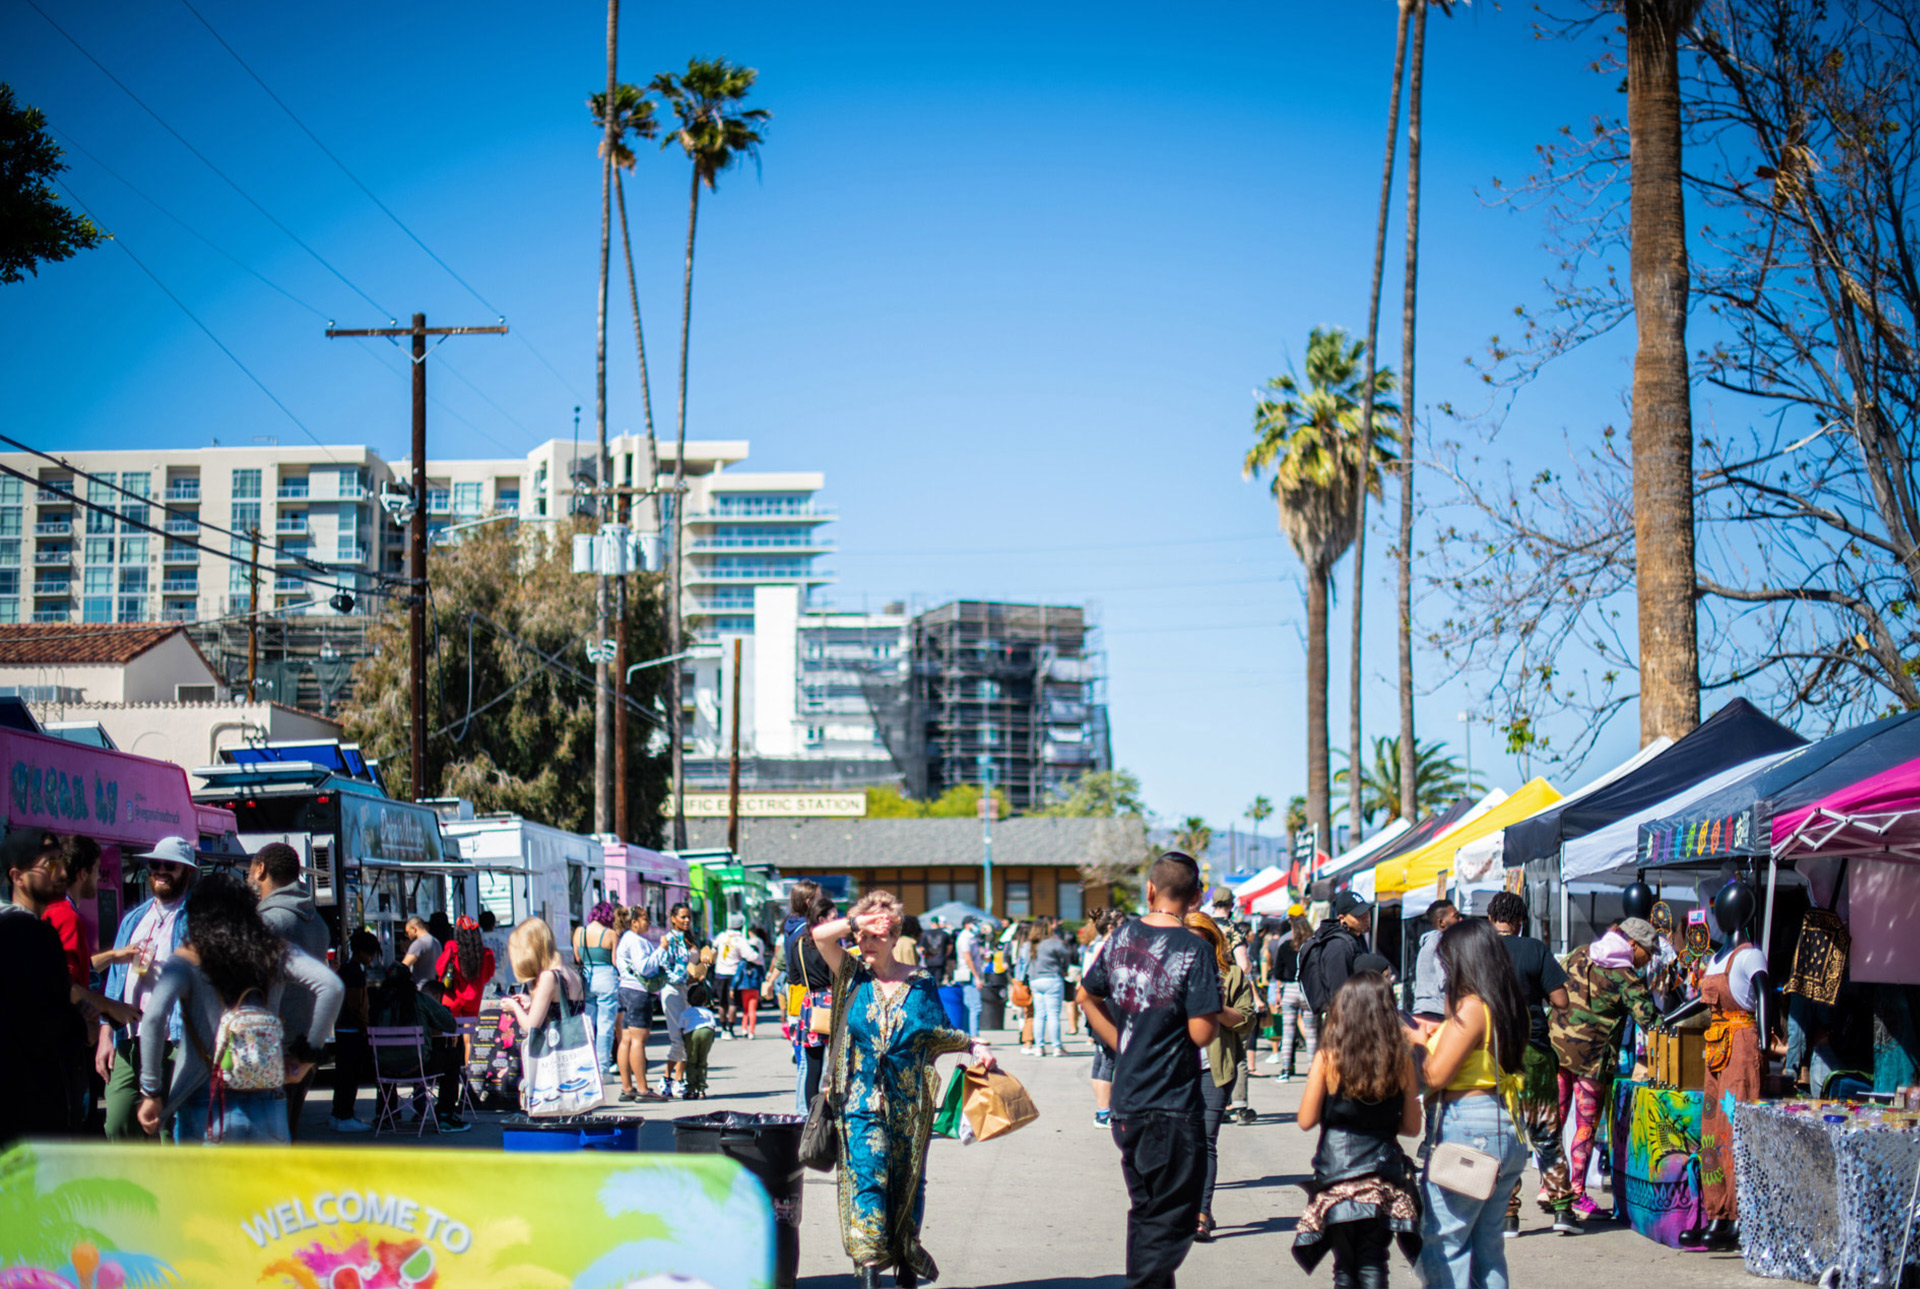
[1297, 927, 1349, 1014]
[212, 989, 286, 1092]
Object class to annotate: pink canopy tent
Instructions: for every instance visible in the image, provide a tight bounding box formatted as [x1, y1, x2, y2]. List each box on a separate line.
[1772, 755, 1920, 864]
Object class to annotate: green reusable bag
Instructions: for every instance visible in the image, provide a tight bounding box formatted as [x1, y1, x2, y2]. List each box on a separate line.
[932, 1066, 967, 1139]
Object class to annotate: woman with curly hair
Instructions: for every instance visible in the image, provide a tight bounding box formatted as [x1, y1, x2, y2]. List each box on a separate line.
[1184, 910, 1257, 1242]
[812, 890, 998, 1289]
[435, 916, 495, 1019]
[574, 901, 621, 1077]
[1294, 970, 1424, 1288]
[135, 868, 343, 1143]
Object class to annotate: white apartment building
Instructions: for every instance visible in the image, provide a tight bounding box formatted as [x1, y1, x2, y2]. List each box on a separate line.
[0, 445, 390, 628]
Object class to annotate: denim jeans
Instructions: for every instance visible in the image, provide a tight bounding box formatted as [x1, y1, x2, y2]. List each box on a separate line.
[174, 1087, 290, 1145]
[1032, 976, 1064, 1049]
[1419, 1093, 1526, 1289]
[587, 964, 619, 1073]
[962, 982, 982, 1037]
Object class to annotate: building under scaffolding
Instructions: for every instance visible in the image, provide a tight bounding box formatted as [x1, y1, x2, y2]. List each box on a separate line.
[187, 615, 371, 718]
[907, 601, 1110, 812]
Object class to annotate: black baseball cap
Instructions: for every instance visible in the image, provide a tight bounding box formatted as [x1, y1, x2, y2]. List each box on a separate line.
[1332, 891, 1373, 919]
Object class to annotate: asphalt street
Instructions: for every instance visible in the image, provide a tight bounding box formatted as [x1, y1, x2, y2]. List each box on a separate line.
[307, 1004, 1763, 1288]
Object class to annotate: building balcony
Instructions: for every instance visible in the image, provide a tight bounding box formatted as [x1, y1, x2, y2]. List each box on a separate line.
[276, 484, 309, 500]
[162, 548, 198, 565]
[32, 550, 71, 566]
[163, 483, 200, 502]
[685, 537, 835, 553]
[33, 580, 71, 596]
[163, 516, 198, 534]
[31, 607, 70, 623]
[333, 545, 368, 563]
[160, 576, 198, 593]
[273, 549, 311, 567]
[275, 516, 307, 534]
[33, 522, 71, 537]
[161, 605, 198, 623]
[684, 505, 834, 524]
[683, 566, 834, 584]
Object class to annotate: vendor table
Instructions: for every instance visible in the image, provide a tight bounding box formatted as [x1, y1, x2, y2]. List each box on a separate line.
[1607, 1079, 1705, 1247]
[1734, 1103, 1920, 1289]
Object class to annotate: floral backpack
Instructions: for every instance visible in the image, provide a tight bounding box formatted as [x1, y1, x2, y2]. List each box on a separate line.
[213, 990, 286, 1092]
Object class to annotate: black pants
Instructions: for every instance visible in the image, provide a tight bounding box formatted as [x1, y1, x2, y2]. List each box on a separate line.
[1325, 1217, 1391, 1289]
[1199, 1076, 1228, 1215]
[330, 1030, 371, 1119]
[1112, 1111, 1206, 1289]
[802, 1044, 825, 1105]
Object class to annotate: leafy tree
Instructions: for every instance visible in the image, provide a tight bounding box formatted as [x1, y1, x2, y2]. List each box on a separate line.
[1334, 735, 1481, 826]
[1032, 768, 1155, 909]
[1172, 815, 1213, 860]
[339, 522, 670, 840]
[1033, 768, 1149, 818]
[0, 84, 102, 284]
[865, 783, 1009, 819]
[1246, 328, 1398, 845]
[1285, 794, 1309, 837]
[651, 57, 770, 846]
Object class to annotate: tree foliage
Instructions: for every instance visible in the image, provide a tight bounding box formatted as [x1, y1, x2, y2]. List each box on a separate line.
[1334, 735, 1482, 826]
[1032, 768, 1156, 908]
[339, 522, 671, 841]
[1430, 0, 1920, 764]
[0, 84, 102, 284]
[865, 783, 1009, 818]
[1032, 768, 1149, 818]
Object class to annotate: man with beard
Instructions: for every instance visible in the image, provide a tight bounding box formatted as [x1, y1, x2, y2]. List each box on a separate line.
[0, 827, 91, 1145]
[100, 836, 197, 1140]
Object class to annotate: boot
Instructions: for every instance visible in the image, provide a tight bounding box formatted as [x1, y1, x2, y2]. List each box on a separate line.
[1701, 1219, 1739, 1252]
[1677, 1221, 1711, 1251]
[896, 1264, 918, 1289]
[856, 1267, 880, 1289]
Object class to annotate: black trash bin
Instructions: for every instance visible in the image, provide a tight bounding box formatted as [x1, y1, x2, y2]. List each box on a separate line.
[674, 1111, 806, 1289]
[979, 981, 1006, 1032]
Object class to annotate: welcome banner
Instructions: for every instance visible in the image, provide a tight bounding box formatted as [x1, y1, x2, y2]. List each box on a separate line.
[0, 1142, 773, 1288]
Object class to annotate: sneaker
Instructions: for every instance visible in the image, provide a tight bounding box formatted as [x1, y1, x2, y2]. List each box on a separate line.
[1272, 1073, 1293, 1083]
[1051, 1047, 1067, 1057]
[660, 1078, 678, 1099]
[329, 1116, 371, 1135]
[1235, 1107, 1257, 1126]
[1569, 1195, 1601, 1221]
[437, 1116, 472, 1134]
[1552, 1210, 1584, 1236]
[1262, 1052, 1283, 1065]
[1021, 1045, 1035, 1055]
[1037, 1049, 1050, 1058]
[619, 1089, 640, 1103]
[1094, 1110, 1112, 1126]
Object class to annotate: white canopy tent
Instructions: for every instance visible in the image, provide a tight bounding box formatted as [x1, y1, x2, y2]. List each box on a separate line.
[1558, 749, 1801, 881]
[1315, 818, 1413, 884]
[1453, 737, 1673, 891]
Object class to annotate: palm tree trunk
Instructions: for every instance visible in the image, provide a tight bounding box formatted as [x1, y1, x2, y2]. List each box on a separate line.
[593, 0, 619, 836]
[1350, 0, 1413, 851]
[1306, 562, 1332, 856]
[1627, 0, 1701, 742]
[669, 165, 701, 850]
[617, 169, 663, 839]
[1397, 0, 1429, 831]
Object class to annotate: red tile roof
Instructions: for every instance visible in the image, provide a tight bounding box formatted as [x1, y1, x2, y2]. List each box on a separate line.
[0, 623, 191, 666]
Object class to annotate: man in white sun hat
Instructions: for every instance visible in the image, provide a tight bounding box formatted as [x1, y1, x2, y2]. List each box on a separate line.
[99, 836, 198, 1140]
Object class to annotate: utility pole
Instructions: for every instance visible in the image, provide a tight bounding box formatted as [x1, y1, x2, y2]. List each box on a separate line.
[727, 636, 743, 855]
[613, 487, 630, 839]
[979, 755, 997, 916]
[326, 314, 507, 800]
[245, 528, 261, 702]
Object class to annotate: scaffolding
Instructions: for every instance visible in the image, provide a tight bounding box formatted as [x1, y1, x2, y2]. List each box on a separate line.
[187, 614, 373, 717]
[909, 600, 1109, 812]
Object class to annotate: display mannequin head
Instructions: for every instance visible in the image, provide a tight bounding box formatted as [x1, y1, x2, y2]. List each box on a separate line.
[1712, 880, 1756, 938]
[1622, 880, 1656, 922]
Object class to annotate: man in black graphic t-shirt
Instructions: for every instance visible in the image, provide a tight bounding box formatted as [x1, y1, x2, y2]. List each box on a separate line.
[1079, 851, 1221, 1289]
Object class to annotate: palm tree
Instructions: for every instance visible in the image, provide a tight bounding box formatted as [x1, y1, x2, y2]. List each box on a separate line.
[590, 0, 620, 834]
[1348, 0, 1414, 856]
[1335, 734, 1482, 826]
[1245, 794, 1274, 869]
[651, 57, 769, 849]
[1173, 815, 1213, 862]
[590, 80, 660, 839]
[1625, 0, 1704, 742]
[1247, 328, 1398, 847]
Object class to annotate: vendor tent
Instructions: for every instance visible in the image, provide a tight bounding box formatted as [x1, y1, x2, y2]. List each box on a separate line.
[1560, 749, 1802, 881]
[1313, 818, 1412, 885]
[1454, 738, 1673, 887]
[1772, 756, 1920, 864]
[1326, 795, 1489, 888]
[1232, 865, 1289, 913]
[1504, 699, 1805, 869]
[1376, 781, 1561, 899]
[1639, 710, 1920, 867]
[1248, 882, 1305, 916]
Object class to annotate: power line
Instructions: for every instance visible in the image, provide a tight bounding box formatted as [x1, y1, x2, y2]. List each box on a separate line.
[23, 0, 389, 318]
[54, 182, 343, 465]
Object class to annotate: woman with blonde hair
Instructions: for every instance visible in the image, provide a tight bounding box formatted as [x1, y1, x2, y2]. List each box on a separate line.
[1184, 910, 1257, 1242]
[812, 890, 997, 1289]
[500, 917, 589, 1039]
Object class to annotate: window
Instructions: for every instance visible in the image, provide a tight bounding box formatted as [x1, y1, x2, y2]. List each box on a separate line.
[977, 679, 1000, 701]
[1005, 880, 1031, 920]
[85, 507, 114, 535]
[0, 599, 17, 625]
[84, 568, 113, 595]
[496, 487, 520, 511]
[120, 472, 149, 497]
[232, 469, 261, 499]
[0, 571, 18, 596]
[84, 538, 113, 565]
[176, 684, 216, 702]
[0, 509, 17, 537]
[119, 568, 148, 594]
[117, 597, 145, 623]
[82, 596, 112, 623]
[1057, 878, 1083, 923]
[0, 480, 18, 504]
[230, 564, 251, 591]
[0, 540, 17, 565]
[981, 724, 1000, 746]
[119, 536, 148, 564]
[427, 488, 450, 515]
[952, 881, 979, 908]
[453, 482, 483, 515]
[925, 882, 951, 910]
[231, 501, 260, 533]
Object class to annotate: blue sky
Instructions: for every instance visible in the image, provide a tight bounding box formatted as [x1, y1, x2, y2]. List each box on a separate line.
[4, 1, 1661, 833]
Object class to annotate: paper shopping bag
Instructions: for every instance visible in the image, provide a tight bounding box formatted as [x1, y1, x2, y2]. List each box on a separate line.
[932, 1066, 967, 1139]
[961, 1064, 1039, 1142]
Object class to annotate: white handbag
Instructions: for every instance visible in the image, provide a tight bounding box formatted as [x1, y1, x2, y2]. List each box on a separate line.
[1428, 1134, 1502, 1201]
[520, 975, 603, 1118]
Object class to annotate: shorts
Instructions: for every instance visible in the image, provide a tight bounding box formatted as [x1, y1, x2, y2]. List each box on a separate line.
[1091, 1041, 1116, 1082]
[618, 987, 651, 1028]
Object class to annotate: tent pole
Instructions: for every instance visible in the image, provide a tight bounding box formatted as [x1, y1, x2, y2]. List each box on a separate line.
[1763, 855, 1778, 958]
[1559, 879, 1570, 955]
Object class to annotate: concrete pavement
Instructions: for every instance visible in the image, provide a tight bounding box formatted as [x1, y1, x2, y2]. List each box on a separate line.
[302, 1008, 1764, 1288]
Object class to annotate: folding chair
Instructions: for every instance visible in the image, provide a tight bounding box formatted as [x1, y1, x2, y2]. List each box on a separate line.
[368, 1026, 441, 1137]
[453, 1016, 485, 1117]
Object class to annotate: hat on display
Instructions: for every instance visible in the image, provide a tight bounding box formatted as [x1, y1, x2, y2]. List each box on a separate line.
[1332, 891, 1373, 919]
[1618, 917, 1659, 950]
[135, 836, 199, 868]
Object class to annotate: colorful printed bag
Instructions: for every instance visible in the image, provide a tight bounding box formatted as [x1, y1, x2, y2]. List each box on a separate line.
[520, 971, 603, 1118]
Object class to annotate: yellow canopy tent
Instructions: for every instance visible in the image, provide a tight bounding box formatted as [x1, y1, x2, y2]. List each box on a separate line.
[1372, 778, 1562, 899]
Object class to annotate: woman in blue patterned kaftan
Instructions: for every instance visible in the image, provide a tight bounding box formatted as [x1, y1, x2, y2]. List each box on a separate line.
[811, 890, 998, 1289]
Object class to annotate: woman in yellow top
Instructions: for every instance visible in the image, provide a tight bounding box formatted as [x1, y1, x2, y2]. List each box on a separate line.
[1408, 917, 1531, 1289]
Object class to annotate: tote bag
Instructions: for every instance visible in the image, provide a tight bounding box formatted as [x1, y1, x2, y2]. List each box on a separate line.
[521, 971, 603, 1118]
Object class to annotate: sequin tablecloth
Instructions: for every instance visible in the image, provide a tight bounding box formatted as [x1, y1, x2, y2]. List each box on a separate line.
[1608, 1080, 1705, 1248]
[1733, 1103, 1920, 1288]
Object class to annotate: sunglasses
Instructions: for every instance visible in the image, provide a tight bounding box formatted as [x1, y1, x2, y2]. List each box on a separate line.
[149, 862, 189, 877]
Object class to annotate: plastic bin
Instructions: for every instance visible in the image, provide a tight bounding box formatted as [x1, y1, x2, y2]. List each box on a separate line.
[938, 984, 967, 1031]
[500, 1112, 639, 1153]
[674, 1112, 805, 1289]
